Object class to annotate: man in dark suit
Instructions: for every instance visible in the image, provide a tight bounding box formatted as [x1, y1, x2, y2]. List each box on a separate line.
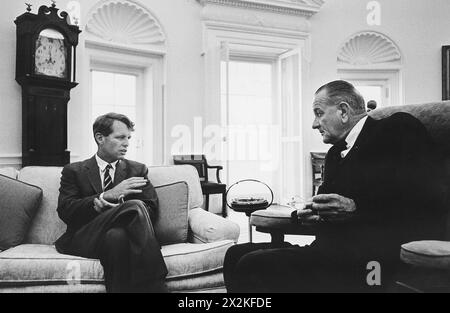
[223, 80, 446, 292]
[55, 113, 168, 293]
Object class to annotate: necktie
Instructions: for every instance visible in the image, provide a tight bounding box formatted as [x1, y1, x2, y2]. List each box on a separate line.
[334, 140, 348, 159]
[103, 164, 113, 191]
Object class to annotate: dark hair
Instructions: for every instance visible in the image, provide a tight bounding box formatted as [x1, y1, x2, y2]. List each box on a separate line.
[367, 100, 377, 110]
[93, 113, 135, 144]
[315, 80, 366, 114]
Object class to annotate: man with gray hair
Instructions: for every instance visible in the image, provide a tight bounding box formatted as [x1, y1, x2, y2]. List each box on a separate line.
[224, 80, 446, 293]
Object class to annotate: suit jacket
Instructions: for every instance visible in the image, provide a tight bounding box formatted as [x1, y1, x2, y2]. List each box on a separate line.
[55, 156, 158, 249]
[315, 112, 447, 267]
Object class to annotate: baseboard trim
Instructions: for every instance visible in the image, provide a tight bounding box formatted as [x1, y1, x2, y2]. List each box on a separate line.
[0, 154, 21, 168]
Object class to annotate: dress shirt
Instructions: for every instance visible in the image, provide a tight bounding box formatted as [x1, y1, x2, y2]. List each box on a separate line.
[95, 154, 120, 209]
[341, 116, 368, 158]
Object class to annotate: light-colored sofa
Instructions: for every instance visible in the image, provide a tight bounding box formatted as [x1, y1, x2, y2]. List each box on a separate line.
[0, 165, 240, 293]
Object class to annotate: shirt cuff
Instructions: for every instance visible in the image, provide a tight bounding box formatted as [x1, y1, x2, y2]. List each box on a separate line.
[99, 192, 120, 208]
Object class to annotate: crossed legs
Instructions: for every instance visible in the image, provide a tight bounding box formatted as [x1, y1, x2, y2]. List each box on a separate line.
[60, 200, 168, 293]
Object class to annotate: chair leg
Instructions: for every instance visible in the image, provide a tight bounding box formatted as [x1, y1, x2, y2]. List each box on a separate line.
[204, 194, 209, 211]
[222, 192, 227, 218]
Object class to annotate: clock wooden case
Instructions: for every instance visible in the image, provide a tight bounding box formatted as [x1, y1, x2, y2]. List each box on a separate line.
[15, 2, 81, 166]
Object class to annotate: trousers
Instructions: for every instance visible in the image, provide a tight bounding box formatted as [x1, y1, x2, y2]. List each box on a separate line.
[223, 242, 386, 293]
[56, 200, 168, 293]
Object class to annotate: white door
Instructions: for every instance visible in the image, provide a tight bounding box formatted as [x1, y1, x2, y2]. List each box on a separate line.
[277, 49, 303, 204]
[220, 58, 279, 200]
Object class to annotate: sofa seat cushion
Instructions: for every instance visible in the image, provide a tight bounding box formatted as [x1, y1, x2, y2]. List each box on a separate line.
[161, 240, 234, 280]
[400, 240, 450, 269]
[0, 174, 43, 250]
[0, 240, 235, 287]
[0, 244, 104, 287]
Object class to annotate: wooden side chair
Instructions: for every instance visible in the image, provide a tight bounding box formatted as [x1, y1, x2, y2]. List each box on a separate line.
[311, 152, 326, 195]
[173, 155, 227, 217]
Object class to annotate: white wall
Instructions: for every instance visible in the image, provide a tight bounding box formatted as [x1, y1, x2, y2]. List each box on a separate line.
[0, 0, 205, 167]
[0, 1, 24, 167]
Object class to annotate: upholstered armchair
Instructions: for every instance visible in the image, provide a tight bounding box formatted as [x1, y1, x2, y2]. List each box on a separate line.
[371, 102, 450, 292]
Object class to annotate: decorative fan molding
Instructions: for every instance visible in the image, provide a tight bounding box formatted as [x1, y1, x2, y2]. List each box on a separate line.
[197, 0, 324, 17]
[337, 31, 402, 66]
[86, 0, 166, 47]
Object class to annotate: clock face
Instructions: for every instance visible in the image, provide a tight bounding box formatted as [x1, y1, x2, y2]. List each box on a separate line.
[34, 35, 67, 78]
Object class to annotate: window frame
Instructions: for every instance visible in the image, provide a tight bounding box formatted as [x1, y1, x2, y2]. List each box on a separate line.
[89, 65, 144, 162]
[338, 69, 403, 108]
[205, 28, 309, 201]
[77, 43, 165, 165]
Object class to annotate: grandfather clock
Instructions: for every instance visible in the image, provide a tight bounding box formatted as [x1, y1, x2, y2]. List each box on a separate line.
[15, 2, 81, 166]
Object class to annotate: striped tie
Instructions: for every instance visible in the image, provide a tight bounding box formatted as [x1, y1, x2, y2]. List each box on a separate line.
[103, 164, 113, 191]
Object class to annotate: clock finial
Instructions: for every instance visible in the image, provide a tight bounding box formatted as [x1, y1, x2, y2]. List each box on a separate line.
[51, 0, 56, 8]
[25, 3, 32, 12]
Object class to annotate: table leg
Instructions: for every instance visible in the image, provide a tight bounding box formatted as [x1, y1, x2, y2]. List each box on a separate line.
[248, 216, 252, 243]
[270, 232, 284, 244]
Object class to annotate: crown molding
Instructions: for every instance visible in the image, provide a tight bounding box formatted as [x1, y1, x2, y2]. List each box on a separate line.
[197, 0, 324, 17]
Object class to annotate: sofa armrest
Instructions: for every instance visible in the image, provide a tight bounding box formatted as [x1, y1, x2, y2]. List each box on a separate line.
[188, 208, 240, 243]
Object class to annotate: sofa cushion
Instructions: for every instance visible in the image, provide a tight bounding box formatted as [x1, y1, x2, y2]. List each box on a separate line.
[0, 174, 42, 250]
[17, 167, 66, 245]
[0, 244, 104, 287]
[400, 240, 450, 269]
[0, 240, 234, 288]
[148, 165, 203, 209]
[154, 181, 189, 245]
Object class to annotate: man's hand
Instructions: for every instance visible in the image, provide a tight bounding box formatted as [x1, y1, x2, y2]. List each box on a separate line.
[93, 197, 105, 213]
[311, 194, 356, 219]
[296, 205, 322, 225]
[103, 177, 148, 202]
[295, 194, 356, 224]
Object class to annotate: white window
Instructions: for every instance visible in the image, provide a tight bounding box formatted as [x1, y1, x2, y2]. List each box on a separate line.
[90, 68, 142, 161]
[221, 59, 275, 197]
[339, 70, 402, 109]
[355, 85, 383, 107]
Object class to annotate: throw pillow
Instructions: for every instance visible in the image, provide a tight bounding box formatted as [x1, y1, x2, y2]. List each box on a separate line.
[0, 174, 43, 250]
[154, 181, 189, 245]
